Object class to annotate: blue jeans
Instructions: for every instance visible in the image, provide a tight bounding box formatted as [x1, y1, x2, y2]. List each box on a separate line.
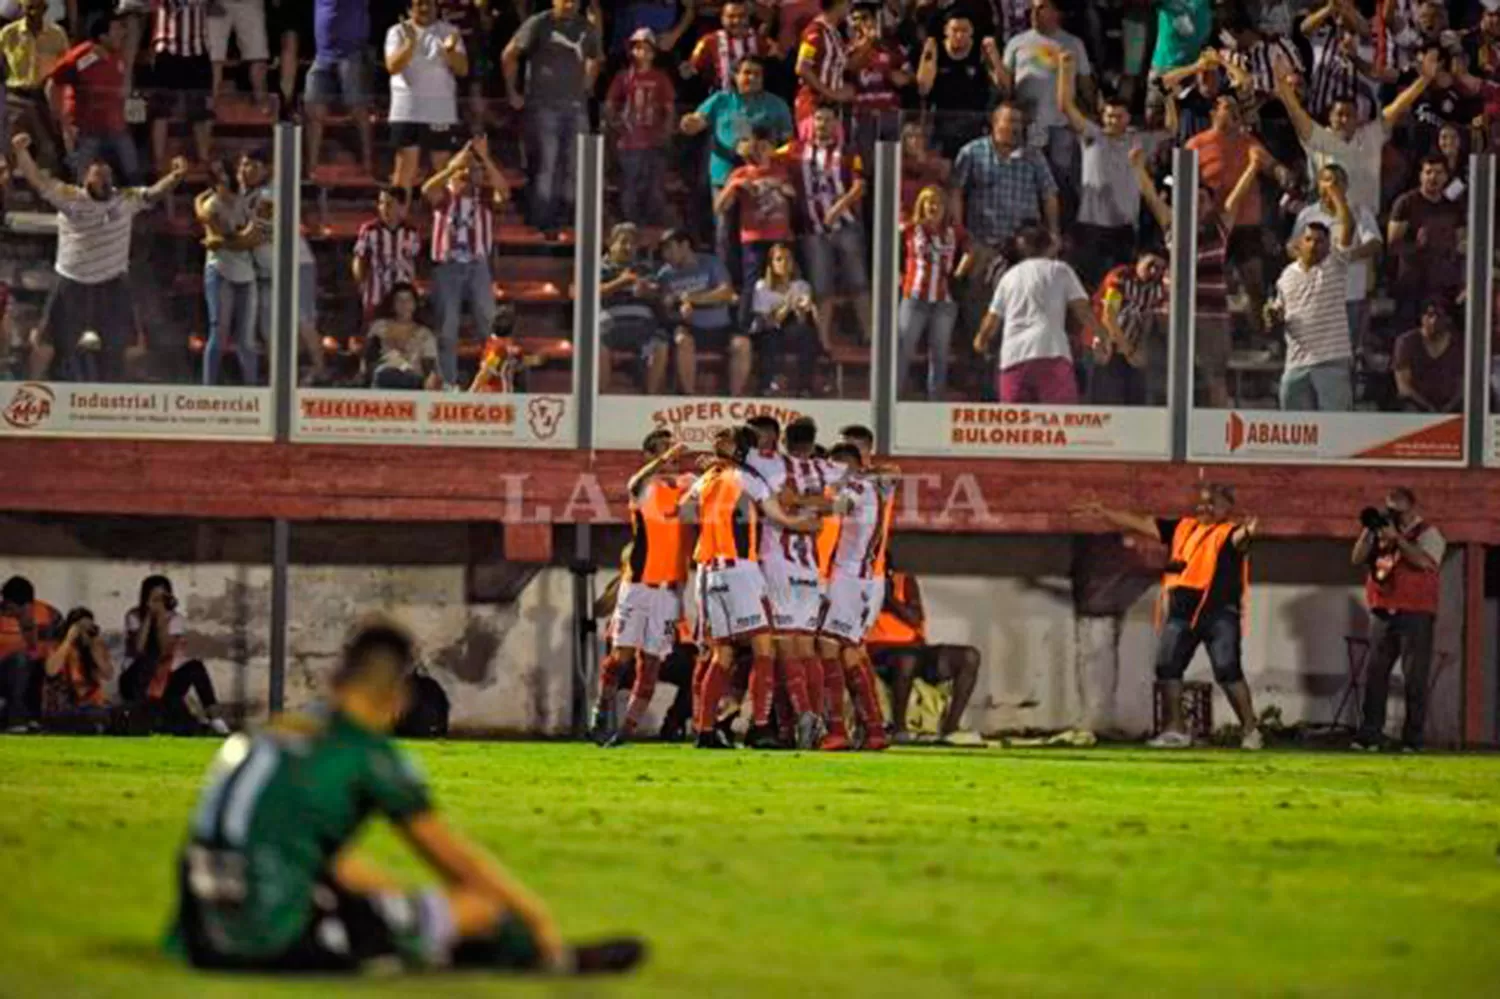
[617, 146, 668, 227]
[897, 298, 958, 399]
[202, 264, 258, 386]
[1279, 358, 1352, 412]
[73, 131, 140, 184]
[433, 258, 495, 385]
[524, 103, 588, 233]
[305, 53, 371, 107]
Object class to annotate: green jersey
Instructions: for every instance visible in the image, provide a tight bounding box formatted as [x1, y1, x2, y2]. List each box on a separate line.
[174, 708, 432, 958]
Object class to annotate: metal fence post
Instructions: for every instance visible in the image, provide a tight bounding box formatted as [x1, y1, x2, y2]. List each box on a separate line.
[1465, 153, 1495, 468]
[1168, 148, 1200, 463]
[267, 122, 300, 716]
[871, 138, 900, 451]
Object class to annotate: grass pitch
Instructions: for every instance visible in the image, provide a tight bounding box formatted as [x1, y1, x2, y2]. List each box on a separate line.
[2, 738, 1499, 998]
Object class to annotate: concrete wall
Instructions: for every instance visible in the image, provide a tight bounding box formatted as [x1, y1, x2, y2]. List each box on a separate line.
[0, 519, 1486, 744]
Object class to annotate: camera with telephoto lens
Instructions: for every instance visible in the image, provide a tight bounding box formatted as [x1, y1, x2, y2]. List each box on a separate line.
[162, 594, 178, 612]
[1360, 506, 1390, 532]
[77, 622, 99, 643]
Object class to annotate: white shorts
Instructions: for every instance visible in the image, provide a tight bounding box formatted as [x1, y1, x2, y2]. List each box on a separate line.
[609, 582, 681, 660]
[762, 562, 822, 635]
[208, 0, 270, 63]
[695, 562, 770, 644]
[819, 575, 885, 646]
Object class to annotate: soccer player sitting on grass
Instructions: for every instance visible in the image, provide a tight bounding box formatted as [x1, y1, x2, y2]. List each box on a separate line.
[168, 616, 644, 976]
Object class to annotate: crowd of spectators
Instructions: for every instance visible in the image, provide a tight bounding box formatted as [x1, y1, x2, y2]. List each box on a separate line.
[0, 0, 1494, 405]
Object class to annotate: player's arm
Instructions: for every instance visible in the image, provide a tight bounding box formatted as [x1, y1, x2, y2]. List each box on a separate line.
[1074, 500, 1159, 540]
[400, 811, 565, 965]
[627, 442, 687, 496]
[332, 851, 407, 894]
[761, 492, 818, 532]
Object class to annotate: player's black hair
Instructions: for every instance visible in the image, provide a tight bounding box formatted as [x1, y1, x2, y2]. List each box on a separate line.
[642, 428, 674, 455]
[746, 414, 781, 439]
[1, 576, 35, 607]
[784, 417, 818, 450]
[731, 424, 759, 464]
[335, 617, 416, 691]
[828, 442, 862, 465]
[240, 146, 270, 166]
[1199, 483, 1236, 506]
[839, 424, 875, 448]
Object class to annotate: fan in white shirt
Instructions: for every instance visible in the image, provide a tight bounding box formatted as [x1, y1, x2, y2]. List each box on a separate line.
[384, 0, 469, 190]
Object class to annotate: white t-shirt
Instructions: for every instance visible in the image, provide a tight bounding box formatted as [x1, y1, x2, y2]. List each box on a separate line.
[987, 257, 1088, 370]
[124, 608, 187, 643]
[1291, 203, 1381, 302]
[750, 279, 813, 323]
[1003, 29, 1091, 136]
[1276, 249, 1352, 370]
[385, 20, 464, 126]
[1303, 119, 1387, 217]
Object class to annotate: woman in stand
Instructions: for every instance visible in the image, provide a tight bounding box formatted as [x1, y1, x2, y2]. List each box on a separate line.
[748, 242, 820, 396]
[119, 575, 230, 735]
[898, 185, 971, 400]
[364, 282, 442, 390]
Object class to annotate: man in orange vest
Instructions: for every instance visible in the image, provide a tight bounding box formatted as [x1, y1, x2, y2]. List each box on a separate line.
[1079, 484, 1263, 750]
[867, 567, 984, 747]
[593, 430, 693, 747]
[1, 576, 63, 734]
[682, 424, 819, 750]
[1350, 486, 1444, 753]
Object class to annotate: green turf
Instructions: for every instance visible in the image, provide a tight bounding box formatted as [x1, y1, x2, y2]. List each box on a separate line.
[2, 738, 1499, 997]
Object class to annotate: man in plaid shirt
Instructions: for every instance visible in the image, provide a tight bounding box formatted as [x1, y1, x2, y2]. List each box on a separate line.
[950, 102, 1059, 362]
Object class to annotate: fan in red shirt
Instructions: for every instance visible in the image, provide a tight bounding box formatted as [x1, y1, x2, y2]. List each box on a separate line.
[794, 0, 854, 124]
[48, 12, 139, 183]
[606, 29, 677, 227]
[898, 185, 971, 399]
[846, 2, 911, 148]
[353, 187, 424, 321]
[713, 124, 797, 320]
[787, 103, 871, 348]
[685, 0, 773, 93]
[1089, 249, 1168, 406]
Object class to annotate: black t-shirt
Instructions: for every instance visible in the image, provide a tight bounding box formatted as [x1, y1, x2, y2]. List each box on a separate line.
[1157, 518, 1248, 618]
[928, 44, 994, 114]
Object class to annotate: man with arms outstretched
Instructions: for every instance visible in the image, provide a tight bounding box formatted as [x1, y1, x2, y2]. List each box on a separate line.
[1077, 485, 1262, 749]
[169, 617, 643, 975]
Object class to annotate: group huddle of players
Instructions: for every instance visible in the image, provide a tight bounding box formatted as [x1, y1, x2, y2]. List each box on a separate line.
[592, 415, 897, 751]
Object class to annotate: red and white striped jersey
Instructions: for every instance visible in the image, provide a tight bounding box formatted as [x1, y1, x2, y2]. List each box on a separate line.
[829, 474, 895, 581]
[795, 17, 848, 101]
[354, 219, 423, 312]
[690, 29, 764, 93]
[429, 193, 494, 265]
[791, 139, 861, 233]
[759, 453, 833, 574]
[901, 222, 967, 303]
[152, 0, 210, 59]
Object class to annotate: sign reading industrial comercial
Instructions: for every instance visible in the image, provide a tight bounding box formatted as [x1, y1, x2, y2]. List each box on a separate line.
[293, 389, 574, 447]
[0, 382, 272, 439]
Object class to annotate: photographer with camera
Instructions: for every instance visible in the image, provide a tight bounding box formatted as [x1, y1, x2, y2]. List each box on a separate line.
[42, 607, 114, 727]
[118, 575, 230, 736]
[1350, 488, 1444, 752]
[0, 575, 62, 734]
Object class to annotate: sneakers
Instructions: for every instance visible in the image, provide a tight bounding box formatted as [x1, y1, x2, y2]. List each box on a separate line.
[1147, 730, 1193, 749]
[820, 731, 852, 752]
[794, 711, 822, 751]
[862, 729, 890, 752]
[695, 730, 733, 750]
[940, 729, 986, 748]
[569, 937, 647, 975]
[745, 724, 782, 750]
[1350, 737, 1382, 752]
[891, 730, 917, 746]
[588, 705, 616, 745]
[602, 731, 628, 749]
[1240, 727, 1263, 751]
[208, 717, 231, 737]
